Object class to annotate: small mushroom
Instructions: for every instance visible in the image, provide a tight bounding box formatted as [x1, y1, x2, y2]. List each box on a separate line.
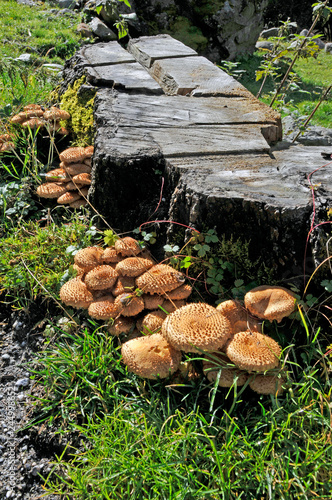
[107, 316, 135, 336]
[225, 331, 281, 372]
[74, 246, 104, 271]
[121, 333, 182, 379]
[114, 237, 142, 257]
[162, 302, 232, 353]
[142, 293, 164, 310]
[136, 264, 185, 295]
[112, 275, 136, 296]
[45, 168, 70, 183]
[69, 198, 88, 208]
[59, 147, 87, 164]
[57, 191, 82, 205]
[203, 352, 248, 387]
[161, 299, 187, 313]
[102, 247, 122, 264]
[84, 145, 94, 158]
[62, 163, 91, 176]
[249, 374, 285, 395]
[114, 292, 144, 317]
[71, 173, 91, 185]
[84, 265, 118, 291]
[36, 182, 68, 199]
[115, 257, 154, 277]
[244, 285, 296, 323]
[22, 118, 45, 129]
[88, 295, 120, 320]
[164, 284, 192, 301]
[59, 276, 94, 309]
[136, 310, 166, 335]
[43, 107, 70, 121]
[216, 299, 262, 334]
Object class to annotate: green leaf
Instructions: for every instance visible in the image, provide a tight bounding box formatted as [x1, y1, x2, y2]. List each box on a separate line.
[234, 279, 244, 288]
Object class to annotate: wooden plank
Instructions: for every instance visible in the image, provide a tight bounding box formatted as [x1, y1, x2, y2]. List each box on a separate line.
[81, 41, 135, 67]
[150, 56, 249, 96]
[127, 34, 197, 68]
[85, 63, 163, 93]
[95, 91, 280, 131]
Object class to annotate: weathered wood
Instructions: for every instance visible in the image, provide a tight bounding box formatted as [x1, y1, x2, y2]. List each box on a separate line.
[81, 41, 135, 67]
[127, 34, 197, 68]
[150, 56, 249, 96]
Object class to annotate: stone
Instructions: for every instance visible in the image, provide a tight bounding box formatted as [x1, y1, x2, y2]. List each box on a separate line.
[76, 22, 93, 38]
[255, 41, 274, 51]
[260, 27, 279, 38]
[58, 0, 76, 8]
[88, 17, 117, 41]
[14, 54, 32, 63]
[325, 43, 332, 53]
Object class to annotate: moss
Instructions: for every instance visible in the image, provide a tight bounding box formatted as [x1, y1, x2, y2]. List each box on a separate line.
[166, 17, 208, 53]
[58, 76, 96, 146]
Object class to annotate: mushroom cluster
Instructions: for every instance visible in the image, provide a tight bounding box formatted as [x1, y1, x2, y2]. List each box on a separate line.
[59, 237, 193, 364]
[0, 133, 15, 153]
[10, 104, 70, 135]
[36, 146, 93, 207]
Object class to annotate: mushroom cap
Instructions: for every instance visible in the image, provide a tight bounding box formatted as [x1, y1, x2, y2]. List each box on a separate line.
[45, 168, 70, 182]
[59, 276, 94, 309]
[137, 310, 166, 335]
[112, 275, 136, 296]
[59, 147, 87, 164]
[161, 299, 187, 313]
[62, 163, 92, 176]
[249, 375, 285, 395]
[102, 246, 121, 264]
[0, 134, 14, 144]
[114, 292, 145, 317]
[107, 316, 135, 336]
[36, 182, 68, 199]
[21, 109, 45, 118]
[73, 263, 86, 277]
[69, 198, 88, 208]
[203, 352, 248, 387]
[84, 158, 92, 167]
[84, 145, 94, 158]
[142, 293, 164, 310]
[74, 246, 104, 271]
[43, 107, 70, 121]
[165, 284, 192, 301]
[65, 181, 84, 191]
[244, 286, 296, 323]
[121, 333, 182, 379]
[84, 265, 118, 290]
[115, 257, 154, 277]
[10, 113, 28, 124]
[57, 191, 82, 204]
[78, 186, 89, 197]
[136, 264, 185, 295]
[88, 295, 120, 320]
[0, 142, 15, 152]
[72, 173, 91, 185]
[216, 299, 262, 334]
[114, 237, 142, 257]
[225, 331, 281, 372]
[56, 127, 70, 135]
[24, 104, 42, 111]
[162, 302, 232, 353]
[22, 118, 45, 128]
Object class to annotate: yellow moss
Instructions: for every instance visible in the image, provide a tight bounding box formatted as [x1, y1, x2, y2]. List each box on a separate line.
[59, 76, 96, 146]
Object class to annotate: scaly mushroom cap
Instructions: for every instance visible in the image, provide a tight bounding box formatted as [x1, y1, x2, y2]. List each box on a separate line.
[10, 112, 28, 124]
[69, 198, 88, 208]
[112, 275, 136, 296]
[72, 173, 91, 185]
[108, 316, 135, 336]
[45, 122, 61, 133]
[249, 375, 285, 395]
[203, 352, 248, 387]
[59, 276, 94, 309]
[57, 191, 82, 204]
[0, 142, 15, 152]
[22, 118, 45, 128]
[142, 293, 164, 310]
[244, 286, 296, 323]
[102, 247, 121, 264]
[0, 134, 14, 144]
[74, 246, 104, 271]
[59, 147, 87, 164]
[78, 186, 89, 197]
[88, 295, 120, 320]
[84, 158, 92, 167]
[36, 182, 68, 199]
[21, 109, 45, 118]
[115, 257, 154, 277]
[225, 331, 281, 372]
[121, 333, 182, 379]
[136, 264, 185, 295]
[137, 310, 166, 335]
[45, 168, 70, 183]
[56, 127, 70, 135]
[165, 284, 192, 301]
[114, 292, 144, 317]
[161, 299, 187, 314]
[162, 302, 232, 353]
[84, 265, 118, 291]
[84, 145, 94, 157]
[43, 107, 70, 121]
[24, 104, 42, 111]
[114, 237, 142, 257]
[73, 263, 86, 277]
[216, 299, 262, 334]
[65, 181, 84, 191]
[62, 163, 92, 176]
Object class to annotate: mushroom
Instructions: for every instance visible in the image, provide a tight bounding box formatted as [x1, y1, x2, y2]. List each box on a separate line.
[71, 173, 91, 185]
[244, 285, 296, 323]
[162, 302, 232, 353]
[114, 292, 145, 317]
[112, 275, 136, 296]
[107, 316, 135, 336]
[59, 147, 87, 164]
[69, 198, 88, 208]
[225, 331, 281, 372]
[216, 299, 262, 334]
[57, 191, 82, 205]
[74, 246, 104, 271]
[43, 107, 70, 121]
[161, 299, 187, 313]
[88, 295, 120, 320]
[36, 182, 68, 199]
[142, 293, 164, 310]
[84, 265, 118, 291]
[164, 284, 192, 301]
[59, 276, 94, 309]
[45, 168, 70, 183]
[22, 118, 45, 129]
[62, 163, 91, 176]
[136, 310, 166, 335]
[115, 256, 154, 277]
[249, 374, 285, 395]
[24, 104, 42, 111]
[203, 352, 248, 387]
[102, 247, 122, 264]
[84, 145, 94, 157]
[114, 237, 142, 257]
[136, 264, 185, 295]
[121, 333, 182, 379]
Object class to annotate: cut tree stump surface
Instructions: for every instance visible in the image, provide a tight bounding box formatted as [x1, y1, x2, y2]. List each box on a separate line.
[65, 34, 330, 278]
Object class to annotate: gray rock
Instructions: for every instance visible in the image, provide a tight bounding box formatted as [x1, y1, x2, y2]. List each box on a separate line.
[260, 27, 279, 38]
[300, 29, 309, 36]
[15, 378, 30, 388]
[325, 42, 332, 53]
[88, 17, 117, 41]
[255, 41, 274, 51]
[58, 0, 76, 8]
[77, 22, 93, 37]
[282, 115, 332, 146]
[14, 54, 32, 63]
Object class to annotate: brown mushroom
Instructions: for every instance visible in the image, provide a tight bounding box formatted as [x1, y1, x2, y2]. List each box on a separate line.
[65, 181, 84, 191]
[22, 118, 45, 129]
[59, 276, 94, 309]
[161, 299, 186, 313]
[88, 295, 120, 320]
[249, 374, 285, 395]
[102, 247, 122, 264]
[244, 286, 297, 323]
[84, 145, 94, 158]
[136, 310, 166, 335]
[69, 198, 88, 208]
[24, 104, 42, 111]
[203, 352, 248, 387]
[45, 168, 70, 183]
[225, 331, 281, 372]
[84, 265, 118, 291]
[142, 293, 164, 310]
[84, 158, 92, 167]
[114, 237, 142, 257]
[136, 264, 185, 295]
[59, 147, 87, 164]
[71, 173, 91, 185]
[216, 299, 262, 334]
[57, 191, 82, 205]
[0, 134, 14, 144]
[114, 292, 144, 317]
[112, 275, 136, 296]
[43, 107, 70, 121]
[165, 284, 192, 301]
[107, 316, 135, 336]
[62, 163, 91, 176]
[162, 302, 232, 353]
[36, 182, 68, 199]
[115, 257, 154, 277]
[121, 333, 182, 379]
[74, 246, 104, 271]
